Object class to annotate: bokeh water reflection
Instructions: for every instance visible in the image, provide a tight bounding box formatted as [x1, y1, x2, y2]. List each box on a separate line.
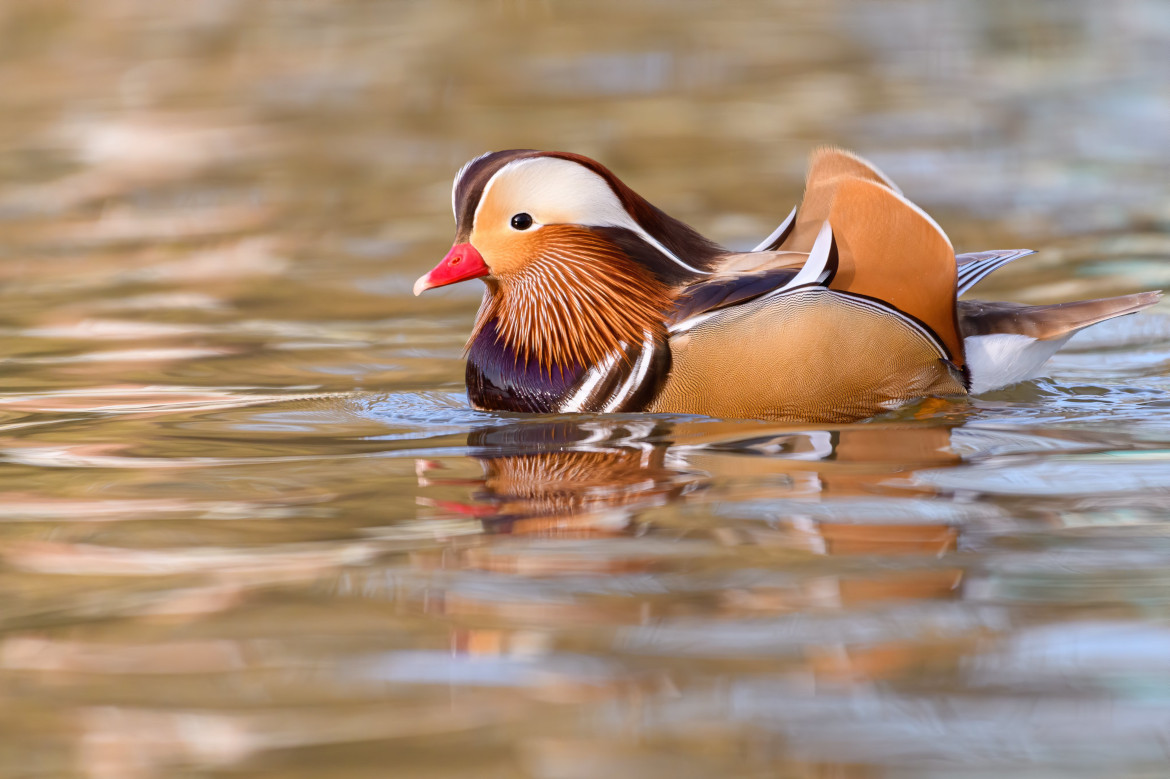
[1, 1, 1170, 777]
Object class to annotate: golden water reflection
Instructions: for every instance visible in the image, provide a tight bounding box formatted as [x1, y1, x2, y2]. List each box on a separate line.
[414, 419, 974, 683]
[0, 406, 1168, 777]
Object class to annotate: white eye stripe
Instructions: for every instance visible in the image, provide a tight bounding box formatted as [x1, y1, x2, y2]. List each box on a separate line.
[751, 206, 796, 252]
[473, 156, 710, 275]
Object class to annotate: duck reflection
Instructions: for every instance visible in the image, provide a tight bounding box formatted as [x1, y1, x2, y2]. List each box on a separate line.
[417, 419, 696, 534]
[414, 415, 973, 682]
[418, 416, 961, 543]
[681, 421, 964, 557]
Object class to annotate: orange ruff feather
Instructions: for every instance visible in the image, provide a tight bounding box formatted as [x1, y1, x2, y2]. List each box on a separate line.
[469, 226, 670, 371]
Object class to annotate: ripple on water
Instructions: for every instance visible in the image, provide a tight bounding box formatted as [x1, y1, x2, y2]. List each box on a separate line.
[913, 455, 1170, 497]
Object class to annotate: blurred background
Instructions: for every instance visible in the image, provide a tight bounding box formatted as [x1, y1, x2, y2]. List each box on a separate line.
[1, 1, 1170, 777]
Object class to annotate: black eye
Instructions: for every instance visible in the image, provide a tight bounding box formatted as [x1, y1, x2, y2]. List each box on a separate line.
[510, 213, 534, 230]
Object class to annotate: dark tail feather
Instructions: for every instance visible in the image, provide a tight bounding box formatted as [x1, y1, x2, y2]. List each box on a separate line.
[958, 291, 1162, 341]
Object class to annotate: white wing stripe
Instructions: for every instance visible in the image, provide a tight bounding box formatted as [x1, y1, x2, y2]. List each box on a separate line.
[669, 309, 722, 334]
[751, 206, 797, 252]
[670, 227, 834, 334]
[774, 220, 834, 293]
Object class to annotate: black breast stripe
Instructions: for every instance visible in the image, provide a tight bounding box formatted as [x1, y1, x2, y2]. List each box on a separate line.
[558, 332, 671, 413]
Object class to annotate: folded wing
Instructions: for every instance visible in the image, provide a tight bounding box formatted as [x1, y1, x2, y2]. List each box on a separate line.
[814, 175, 964, 366]
[701, 148, 966, 366]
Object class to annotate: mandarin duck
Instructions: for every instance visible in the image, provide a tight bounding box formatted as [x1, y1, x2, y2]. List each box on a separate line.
[414, 148, 1160, 422]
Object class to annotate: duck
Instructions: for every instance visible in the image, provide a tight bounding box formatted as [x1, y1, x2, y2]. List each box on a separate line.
[414, 148, 1161, 422]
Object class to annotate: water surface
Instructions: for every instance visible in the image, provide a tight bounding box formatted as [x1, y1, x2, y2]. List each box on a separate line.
[1, 2, 1170, 777]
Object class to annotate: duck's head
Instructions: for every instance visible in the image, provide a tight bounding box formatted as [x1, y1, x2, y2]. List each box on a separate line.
[414, 150, 719, 295]
[414, 150, 721, 368]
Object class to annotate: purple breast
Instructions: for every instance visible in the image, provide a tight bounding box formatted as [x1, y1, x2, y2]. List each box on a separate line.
[466, 319, 586, 413]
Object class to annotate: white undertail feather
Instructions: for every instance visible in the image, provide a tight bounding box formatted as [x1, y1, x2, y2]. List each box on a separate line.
[963, 291, 1162, 393]
[964, 333, 1072, 394]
